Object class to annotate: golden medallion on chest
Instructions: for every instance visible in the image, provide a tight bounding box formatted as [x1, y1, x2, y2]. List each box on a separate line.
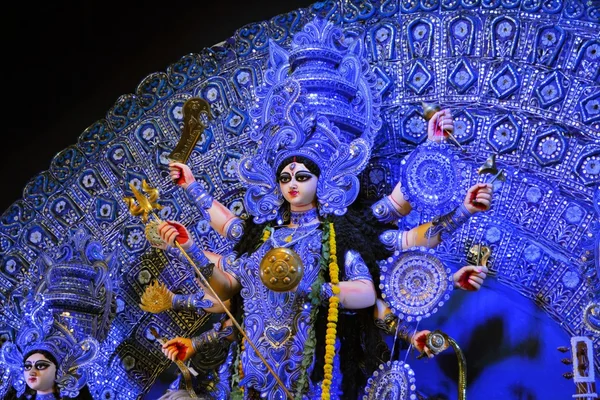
[260, 247, 304, 292]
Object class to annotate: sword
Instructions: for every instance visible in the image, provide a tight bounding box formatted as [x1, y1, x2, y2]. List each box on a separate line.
[168, 97, 212, 164]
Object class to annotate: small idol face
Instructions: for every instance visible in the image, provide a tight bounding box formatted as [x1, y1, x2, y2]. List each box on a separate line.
[278, 162, 318, 211]
[23, 353, 56, 394]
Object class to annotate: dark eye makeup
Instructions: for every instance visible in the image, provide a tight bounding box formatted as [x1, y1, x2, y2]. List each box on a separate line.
[295, 172, 313, 182]
[278, 171, 313, 183]
[24, 360, 52, 371]
[278, 172, 292, 183]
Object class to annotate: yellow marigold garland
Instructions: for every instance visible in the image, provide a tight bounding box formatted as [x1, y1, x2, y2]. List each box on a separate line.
[262, 226, 271, 243]
[239, 338, 245, 393]
[321, 222, 340, 400]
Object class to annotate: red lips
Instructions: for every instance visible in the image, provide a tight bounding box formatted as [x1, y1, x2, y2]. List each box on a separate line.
[289, 190, 298, 196]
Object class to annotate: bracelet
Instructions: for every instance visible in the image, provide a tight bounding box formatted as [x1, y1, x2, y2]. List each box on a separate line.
[379, 229, 403, 252]
[190, 322, 234, 371]
[371, 196, 404, 224]
[374, 313, 398, 336]
[172, 291, 214, 312]
[178, 243, 214, 279]
[425, 204, 473, 239]
[376, 316, 414, 343]
[185, 181, 214, 222]
[374, 314, 415, 342]
[397, 321, 415, 343]
[224, 217, 245, 242]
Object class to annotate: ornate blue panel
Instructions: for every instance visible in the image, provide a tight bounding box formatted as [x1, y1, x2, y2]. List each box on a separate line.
[447, 57, 478, 94]
[406, 18, 436, 58]
[530, 25, 567, 67]
[446, 14, 479, 56]
[530, 125, 569, 166]
[488, 62, 520, 99]
[487, 113, 523, 154]
[366, 22, 399, 62]
[405, 60, 435, 95]
[1, 1, 599, 399]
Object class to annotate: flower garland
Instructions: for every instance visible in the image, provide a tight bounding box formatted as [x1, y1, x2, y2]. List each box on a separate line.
[321, 222, 340, 400]
[261, 226, 272, 243]
[294, 220, 329, 399]
[240, 222, 340, 399]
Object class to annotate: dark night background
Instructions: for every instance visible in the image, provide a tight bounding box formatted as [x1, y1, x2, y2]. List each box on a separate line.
[2, 0, 316, 213]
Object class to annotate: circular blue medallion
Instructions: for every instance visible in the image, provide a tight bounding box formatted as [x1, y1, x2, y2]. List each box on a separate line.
[379, 247, 453, 322]
[363, 361, 417, 400]
[399, 142, 470, 218]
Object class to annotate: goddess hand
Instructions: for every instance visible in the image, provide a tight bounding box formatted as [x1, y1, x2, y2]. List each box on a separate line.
[412, 330, 435, 358]
[158, 221, 192, 250]
[427, 109, 454, 143]
[453, 265, 488, 291]
[169, 162, 196, 189]
[162, 337, 194, 362]
[464, 183, 493, 214]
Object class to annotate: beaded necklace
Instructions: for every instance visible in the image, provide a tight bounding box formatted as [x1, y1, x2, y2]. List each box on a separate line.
[290, 207, 319, 226]
[35, 393, 57, 400]
[281, 208, 320, 243]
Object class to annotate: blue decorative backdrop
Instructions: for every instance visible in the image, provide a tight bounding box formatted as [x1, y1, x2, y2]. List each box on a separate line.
[1, 1, 598, 399]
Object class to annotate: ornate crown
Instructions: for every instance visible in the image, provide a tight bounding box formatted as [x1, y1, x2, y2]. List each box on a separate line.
[1, 297, 100, 398]
[0, 228, 112, 399]
[239, 17, 381, 223]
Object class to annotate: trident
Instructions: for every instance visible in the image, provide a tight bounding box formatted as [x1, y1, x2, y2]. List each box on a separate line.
[124, 179, 294, 400]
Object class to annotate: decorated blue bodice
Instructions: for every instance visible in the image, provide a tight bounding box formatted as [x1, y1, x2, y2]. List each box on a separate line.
[224, 223, 372, 399]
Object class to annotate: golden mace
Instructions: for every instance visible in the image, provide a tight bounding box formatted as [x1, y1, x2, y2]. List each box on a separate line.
[124, 179, 294, 400]
[418, 330, 468, 400]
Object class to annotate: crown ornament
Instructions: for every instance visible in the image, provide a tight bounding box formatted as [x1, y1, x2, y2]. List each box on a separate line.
[240, 17, 381, 223]
[1, 297, 99, 398]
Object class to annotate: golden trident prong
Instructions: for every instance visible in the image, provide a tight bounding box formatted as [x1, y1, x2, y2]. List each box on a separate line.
[123, 180, 163, 223]
[123, 179, 294, 399]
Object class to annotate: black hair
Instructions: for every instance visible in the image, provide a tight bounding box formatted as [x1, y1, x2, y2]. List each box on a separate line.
[311, 198, 396, 397]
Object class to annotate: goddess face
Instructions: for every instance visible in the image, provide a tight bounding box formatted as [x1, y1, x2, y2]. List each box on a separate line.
[23, 352, 56, 394]
[278, 162, 318, 211]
